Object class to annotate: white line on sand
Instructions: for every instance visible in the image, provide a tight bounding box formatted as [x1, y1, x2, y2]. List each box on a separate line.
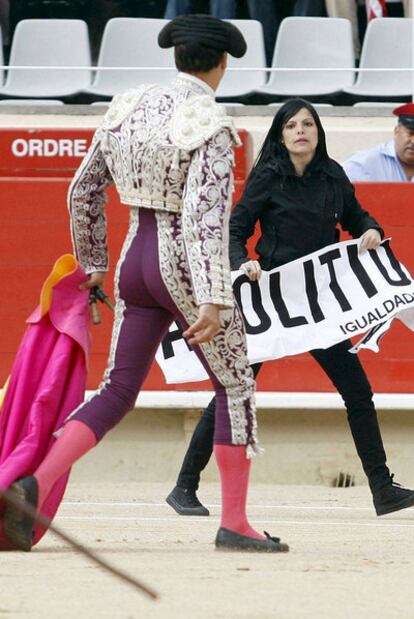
[61, 501, 386, 512]
[55, 515, 414, 528]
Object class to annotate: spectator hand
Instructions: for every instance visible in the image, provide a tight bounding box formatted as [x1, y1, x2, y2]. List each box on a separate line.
[79, 271, 106, 291]
[183, 304, 221, 346]
[240, 260, 262, 281]
[358, 229, 382, 254]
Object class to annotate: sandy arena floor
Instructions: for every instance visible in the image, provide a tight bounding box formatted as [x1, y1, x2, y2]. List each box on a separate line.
[1, 482, 414, 619]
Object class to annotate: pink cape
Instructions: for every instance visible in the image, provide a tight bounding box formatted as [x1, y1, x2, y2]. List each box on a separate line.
[0, 255, 90, 549]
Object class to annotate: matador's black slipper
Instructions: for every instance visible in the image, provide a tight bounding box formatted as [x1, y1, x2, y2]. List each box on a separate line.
[215, 527, 290, 552]
[3, 476, 38, 552]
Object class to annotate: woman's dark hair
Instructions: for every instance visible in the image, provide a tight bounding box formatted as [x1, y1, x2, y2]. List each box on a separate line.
[254, 98, 329, 170]
[174, 44, 224, 73]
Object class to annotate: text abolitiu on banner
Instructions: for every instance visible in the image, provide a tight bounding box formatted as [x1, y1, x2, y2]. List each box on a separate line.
[155, 238, 414, 384]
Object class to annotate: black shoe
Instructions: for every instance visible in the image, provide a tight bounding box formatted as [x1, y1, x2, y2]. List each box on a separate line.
[215, 527, 290, 553]
[3, 476, 38, 551]
[166, 486, 209, 516]
[373, 476, 414, 516]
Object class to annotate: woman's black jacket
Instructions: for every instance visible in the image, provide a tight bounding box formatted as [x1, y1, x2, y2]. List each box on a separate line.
[229, 157, 383, 271]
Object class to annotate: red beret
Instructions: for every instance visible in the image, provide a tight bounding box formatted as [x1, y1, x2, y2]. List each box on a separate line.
[393, 103, 414, 128]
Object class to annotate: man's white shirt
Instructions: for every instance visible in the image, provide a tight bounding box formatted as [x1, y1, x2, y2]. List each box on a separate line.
[342, 139, 414, 182]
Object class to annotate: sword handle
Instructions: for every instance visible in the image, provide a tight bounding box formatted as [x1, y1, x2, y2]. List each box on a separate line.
[89, 293, 102, 325]
[92, 286, 115, 312]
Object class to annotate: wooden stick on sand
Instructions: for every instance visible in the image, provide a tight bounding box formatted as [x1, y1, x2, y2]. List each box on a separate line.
[0, 487, 159, 601]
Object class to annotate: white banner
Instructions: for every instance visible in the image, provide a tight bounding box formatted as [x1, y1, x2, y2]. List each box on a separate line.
[155, 239, 414, 384]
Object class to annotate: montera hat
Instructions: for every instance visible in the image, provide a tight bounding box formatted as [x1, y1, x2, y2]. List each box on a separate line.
[393, 103, 414, 129]
[158, 14, 247, 58]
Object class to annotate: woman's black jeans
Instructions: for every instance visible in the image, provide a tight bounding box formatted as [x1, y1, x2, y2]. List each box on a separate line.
[175, 339, 390, 493]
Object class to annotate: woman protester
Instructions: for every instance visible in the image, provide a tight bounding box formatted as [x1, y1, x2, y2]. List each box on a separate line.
[166, 98, 414, 519]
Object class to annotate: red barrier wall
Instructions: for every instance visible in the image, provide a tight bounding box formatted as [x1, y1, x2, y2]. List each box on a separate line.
[0, 127, 413, 393]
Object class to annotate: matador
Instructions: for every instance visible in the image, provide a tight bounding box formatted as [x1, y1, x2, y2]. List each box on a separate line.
[3, 15, 289, 554]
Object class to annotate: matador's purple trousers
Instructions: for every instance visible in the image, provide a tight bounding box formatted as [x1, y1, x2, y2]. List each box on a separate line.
[69, 207, 257, 448]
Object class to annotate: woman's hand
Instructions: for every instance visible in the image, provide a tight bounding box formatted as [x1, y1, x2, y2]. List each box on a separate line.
[79, 271, 106, 291]
[240, 260, 262, 281]
[358, 229, 382, 254]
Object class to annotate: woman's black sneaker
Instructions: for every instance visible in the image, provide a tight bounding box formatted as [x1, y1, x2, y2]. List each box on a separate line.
[373, 477, 414, 516]
[166, 486, 209, 516]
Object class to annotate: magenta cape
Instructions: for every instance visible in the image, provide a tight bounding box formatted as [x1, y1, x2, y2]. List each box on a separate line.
[0, 255, 90, 549]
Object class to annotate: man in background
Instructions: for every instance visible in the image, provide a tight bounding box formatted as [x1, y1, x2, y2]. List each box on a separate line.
[343, 104, 414, 182]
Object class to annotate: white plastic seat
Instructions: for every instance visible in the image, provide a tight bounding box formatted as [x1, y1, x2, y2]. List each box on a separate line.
[0, 20, 91, 97]
[268, 103, 333, 107]
[343, 19, 413, 98]
[0, 99, 64, 105]
[85, 18, 176, 98]
[259, 17, 355, 97]
[0, 30, 4, 86]
[353, 102, 402, 108]
[216, 20, 266, 98]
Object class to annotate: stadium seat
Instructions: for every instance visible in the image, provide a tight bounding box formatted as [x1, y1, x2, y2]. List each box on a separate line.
[353, 102, 402, 108]
[268, 103, 333, 107]
[84, 18, 175, 98]
[0, 99, 64, 105]
[0, 30, 4, 87]
[0, 19, 91, 98]
[216, 20, 266, 99]
[257, 17, 355, 98]
[343, 19, 413, 99]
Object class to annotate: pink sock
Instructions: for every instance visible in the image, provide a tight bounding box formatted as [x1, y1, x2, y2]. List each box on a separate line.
[214, 444, 265, 541]
[34, 420, 97, 509]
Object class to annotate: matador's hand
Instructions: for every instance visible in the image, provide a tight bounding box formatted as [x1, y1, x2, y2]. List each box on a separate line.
[183, 303, 221, 346]
[79, 271, 106, 291]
